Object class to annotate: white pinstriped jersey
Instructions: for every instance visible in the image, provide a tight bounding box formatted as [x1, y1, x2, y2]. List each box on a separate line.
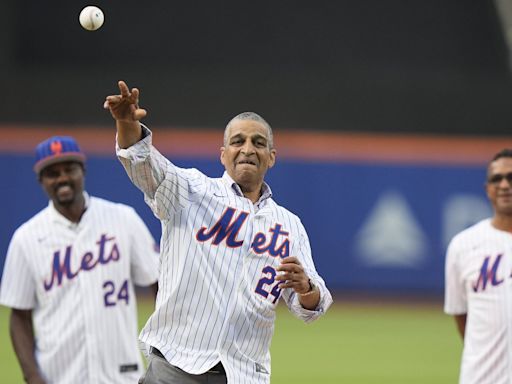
[0, 193, 159, 384]
[445, 218, 512, 384]
[117, 127, 333, 384]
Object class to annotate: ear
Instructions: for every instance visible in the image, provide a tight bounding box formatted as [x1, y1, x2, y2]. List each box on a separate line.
[485, 182, 491, 200]
[268, 149, 276, 169]
[220, 147, 226, 166]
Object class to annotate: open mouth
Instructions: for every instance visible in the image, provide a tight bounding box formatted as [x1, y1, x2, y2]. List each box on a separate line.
[56, 184, 73, 194]
[237, 160, 257, 166]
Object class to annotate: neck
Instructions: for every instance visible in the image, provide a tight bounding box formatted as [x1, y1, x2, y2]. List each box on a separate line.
[239, 183, 262, 203]
[491, 215, 512, 233]
[54, 195, 86, 223]
[243, 190, 261, 203]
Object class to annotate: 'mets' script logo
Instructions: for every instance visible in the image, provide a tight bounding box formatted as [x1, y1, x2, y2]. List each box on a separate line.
[44, 234, 120, 291]
[472, 253, 507, 293]
[196, 207, 290, 258]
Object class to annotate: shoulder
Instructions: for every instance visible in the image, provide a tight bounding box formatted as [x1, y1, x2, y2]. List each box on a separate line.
[9, 207, 50, 245]
[171, 166, 209, 182]
[173, 167, 212, 192]
[89, 196, 139, 218]
[14, 206, 50, 234]
[269, 198, 298, 216]
[267, 199, 304, 226]
[448, 219, 492, 251]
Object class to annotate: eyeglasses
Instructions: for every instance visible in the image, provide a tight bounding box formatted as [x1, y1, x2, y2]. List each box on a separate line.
[487, 172, 512, 185]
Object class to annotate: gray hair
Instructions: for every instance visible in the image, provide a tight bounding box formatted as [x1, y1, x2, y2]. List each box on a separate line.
[224, 112, 274, 149]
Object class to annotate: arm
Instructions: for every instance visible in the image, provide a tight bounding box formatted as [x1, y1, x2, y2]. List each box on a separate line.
[10, 309, 46, 384]
[104, 80, 146, 148]
[106, 82, 203, 219]
[127, 207, 160, 287]
[454, 314, 466, 340]
[277, 223, 332, 319]
[106, 82, 173, 216]
[149, 282, 158, 302]
[444, 237, 468, 339]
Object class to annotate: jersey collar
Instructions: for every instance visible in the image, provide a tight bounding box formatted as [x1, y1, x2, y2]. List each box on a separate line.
[221, 171, 273, 204]
[48, 191, 90, 227]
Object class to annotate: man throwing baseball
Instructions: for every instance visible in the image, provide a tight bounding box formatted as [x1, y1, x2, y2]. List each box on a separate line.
[0, 136, 159, 383]
[445, 149, 512, 383]
[104, 80, 333, 384]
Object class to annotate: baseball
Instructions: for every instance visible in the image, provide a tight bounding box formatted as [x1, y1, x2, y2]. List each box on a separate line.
[79, 6, 104, 31]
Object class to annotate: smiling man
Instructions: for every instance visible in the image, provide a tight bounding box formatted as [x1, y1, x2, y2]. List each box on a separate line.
[445, 149, 512, 384]
[0, 136, 159, 384]
[104, 80, 333, 384]
[220, 114, 276, 202]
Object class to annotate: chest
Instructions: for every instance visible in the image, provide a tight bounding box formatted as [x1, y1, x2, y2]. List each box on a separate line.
[462, 242, 512, 294]
[30, 222, 130, 292]
[191, 198, 295, 261]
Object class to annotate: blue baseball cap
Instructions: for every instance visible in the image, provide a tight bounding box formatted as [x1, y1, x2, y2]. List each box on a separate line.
[34, 136, 86, 174]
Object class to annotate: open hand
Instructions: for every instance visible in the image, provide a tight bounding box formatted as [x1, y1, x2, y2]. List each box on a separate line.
[103, 80, 147, 123]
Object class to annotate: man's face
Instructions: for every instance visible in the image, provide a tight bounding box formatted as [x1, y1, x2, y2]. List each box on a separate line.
[39, 161, 85, 207]
[486, 157, 512, 216]
[220, 119, 276, 189]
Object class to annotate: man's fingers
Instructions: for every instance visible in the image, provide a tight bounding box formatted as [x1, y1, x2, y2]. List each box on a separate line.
[106, 81, 145, 121]
[118, 81, 139, 102]
[131, 88, 140, 102]
[104, 95, 120, 109]
[278, 281, 294, 289]
[280, 256, 299, 265]
[275, 270, 303, 282]
[277, 263, 303, 274]
[133, 108, 147, 120]
[118, 80, 129, 95]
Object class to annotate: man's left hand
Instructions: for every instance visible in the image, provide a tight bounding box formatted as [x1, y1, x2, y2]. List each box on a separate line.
[275, 256, 311, 294]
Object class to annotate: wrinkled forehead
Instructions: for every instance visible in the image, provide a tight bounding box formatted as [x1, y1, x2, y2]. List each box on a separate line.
[488, 157, 512, 176]
[226, 119, 270, 140]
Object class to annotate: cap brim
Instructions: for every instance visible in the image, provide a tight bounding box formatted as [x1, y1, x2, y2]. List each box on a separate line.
[34, 152, 86, 174]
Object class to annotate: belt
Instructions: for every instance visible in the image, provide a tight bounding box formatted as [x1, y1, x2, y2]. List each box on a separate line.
[150, 347, 225, 374]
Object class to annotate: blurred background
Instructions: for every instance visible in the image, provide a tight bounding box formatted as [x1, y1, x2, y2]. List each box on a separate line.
[2, 1, 512, 381]
[2, 0, 512, 294]
[2, 0, 512, 133]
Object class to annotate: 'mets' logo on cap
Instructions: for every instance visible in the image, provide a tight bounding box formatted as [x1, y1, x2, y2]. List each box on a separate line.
[34, 136, 86, 174]
[50, 140, 63, 155]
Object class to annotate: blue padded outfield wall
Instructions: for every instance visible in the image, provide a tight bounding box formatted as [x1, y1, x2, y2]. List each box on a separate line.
[0, 151, 491, 296]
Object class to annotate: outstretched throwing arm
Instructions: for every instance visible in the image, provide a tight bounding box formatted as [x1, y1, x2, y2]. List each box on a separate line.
[104, 80, 146, 148]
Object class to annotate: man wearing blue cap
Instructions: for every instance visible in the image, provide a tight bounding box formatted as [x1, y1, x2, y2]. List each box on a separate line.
[0, 136, 160, 384]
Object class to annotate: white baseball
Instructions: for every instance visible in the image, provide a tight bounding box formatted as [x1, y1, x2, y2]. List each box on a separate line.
[79, 6, 104, 31]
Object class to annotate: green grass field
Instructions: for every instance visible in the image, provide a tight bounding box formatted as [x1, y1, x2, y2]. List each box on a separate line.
[0, 297, 461, 383]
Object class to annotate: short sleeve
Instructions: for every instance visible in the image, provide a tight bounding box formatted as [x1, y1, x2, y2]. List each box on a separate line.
[126, 208, 160, 287]
[444, 237, 467, 315]
[0, 231, 37, 309]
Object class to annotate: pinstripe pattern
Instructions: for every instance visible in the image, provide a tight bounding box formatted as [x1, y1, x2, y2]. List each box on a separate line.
[117, 127, 332, 384]
[445, 219, 512, 384]
[0, 194, 159, 384]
